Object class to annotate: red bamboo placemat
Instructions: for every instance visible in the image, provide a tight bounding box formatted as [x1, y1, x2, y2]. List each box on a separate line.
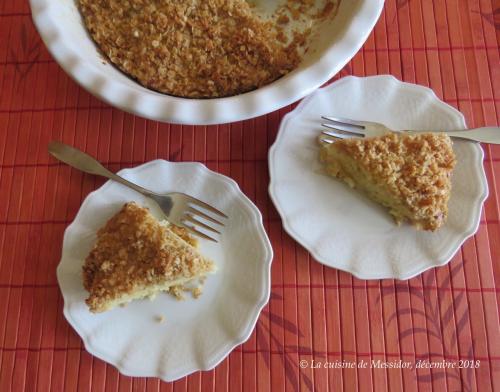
[1, 0, 499, 390]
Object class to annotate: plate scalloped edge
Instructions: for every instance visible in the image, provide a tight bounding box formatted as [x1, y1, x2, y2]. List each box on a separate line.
[268, 75, 489, 280]
[57, 160, 273, 381]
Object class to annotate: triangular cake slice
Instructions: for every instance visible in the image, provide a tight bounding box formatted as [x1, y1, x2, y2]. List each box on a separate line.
[83, 202, 215, 313]
[319, 132, 456, 231]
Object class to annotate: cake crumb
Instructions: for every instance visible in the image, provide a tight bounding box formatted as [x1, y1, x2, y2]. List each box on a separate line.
[191, 287, 202, 299]
[168, 285, 185, 301]
[155, 315, 165, 323]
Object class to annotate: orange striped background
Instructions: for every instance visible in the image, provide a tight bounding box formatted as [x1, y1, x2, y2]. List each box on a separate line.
[0, 0, 499, 390]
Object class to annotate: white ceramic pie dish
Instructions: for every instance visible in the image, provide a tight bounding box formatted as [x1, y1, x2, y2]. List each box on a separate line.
[57, 160, 273, 381]
[29, 0, 383, 125]
[269, 75, 488, 280]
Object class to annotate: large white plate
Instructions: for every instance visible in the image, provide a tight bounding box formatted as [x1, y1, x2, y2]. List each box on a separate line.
[269, 75, 488, 280]
[57, 160, 273, 381]
[30, 0, 383, 125]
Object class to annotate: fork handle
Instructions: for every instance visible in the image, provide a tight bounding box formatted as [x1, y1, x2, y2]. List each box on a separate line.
[48, 141, 156, 197]
[443, 127, 500, 144]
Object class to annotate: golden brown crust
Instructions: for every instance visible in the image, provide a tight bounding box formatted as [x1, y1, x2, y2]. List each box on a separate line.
[320, 133, 456, 231]
[83, 202, 214, 312]
[77, 0, 337, 98]
[167, 225, 198, 248]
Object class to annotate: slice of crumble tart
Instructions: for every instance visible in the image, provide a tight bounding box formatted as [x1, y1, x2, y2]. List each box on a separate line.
[319, 132, 456, 231]
[83, 202, 215, 313]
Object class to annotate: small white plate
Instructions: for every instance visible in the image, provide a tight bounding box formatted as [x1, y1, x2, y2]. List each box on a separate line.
[269, 75, 488, 280]
[57, 160, 273, 381]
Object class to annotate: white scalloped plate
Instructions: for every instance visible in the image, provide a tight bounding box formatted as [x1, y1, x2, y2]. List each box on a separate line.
[57, 160, 273, 381]
[29, 0, 383, 125]
[269, 75, 488, 280]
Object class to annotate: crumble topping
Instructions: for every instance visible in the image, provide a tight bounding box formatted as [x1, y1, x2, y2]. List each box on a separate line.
[78, 0, 338, 98]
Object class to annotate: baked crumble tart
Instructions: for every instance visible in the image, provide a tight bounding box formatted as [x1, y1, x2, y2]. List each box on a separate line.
[83, 202, 215, 313]
[319, 132, 456, 231]
[77, 0, 337, 98]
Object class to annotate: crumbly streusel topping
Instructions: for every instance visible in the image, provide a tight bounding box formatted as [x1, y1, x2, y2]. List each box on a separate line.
[78, 0, 295, 98]
[320, 132, 456, 231]
[83, 202, 214, 312]
[78, 0, 337, 98]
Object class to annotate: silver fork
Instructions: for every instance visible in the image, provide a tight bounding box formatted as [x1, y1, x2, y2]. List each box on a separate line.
[48, 141, 227, 242]
[320, 116, 500, 144]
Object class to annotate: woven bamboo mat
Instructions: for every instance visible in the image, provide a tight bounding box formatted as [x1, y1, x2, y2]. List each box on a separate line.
[0, 0, 499, 390]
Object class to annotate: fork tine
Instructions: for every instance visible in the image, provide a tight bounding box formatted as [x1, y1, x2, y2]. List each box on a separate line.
[188, 207, 225, 226]
[321, 121, 365, 135]
[187, 198, 228, 219]
[321, 129, 360, 139]
[321, 116, 366, 128]
[319, 137, 334, 144]
[181, 223, 218, 243]
[183, 214, 221, 234]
